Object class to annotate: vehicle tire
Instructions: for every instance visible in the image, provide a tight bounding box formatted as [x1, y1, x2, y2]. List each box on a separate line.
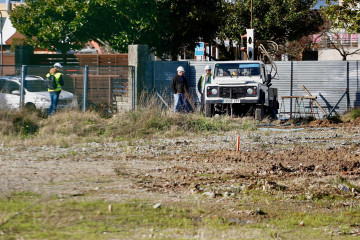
[268, 100, 279, 119]
[24, 102, 36, 111]
[205, 103, 213, 117]
[255, 106, 263, 121]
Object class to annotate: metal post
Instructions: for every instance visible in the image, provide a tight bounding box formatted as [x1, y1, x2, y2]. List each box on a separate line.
[209, 43, 212, 61]
[346, 61, 350, 110]
[230, 89, 233, 118]
[290, 61, 293, 118]
[83, 65, 88, 112]
[20, 65, 26, 108]
[250, 0, 253, 29]
[132, 66, 135, 109]
[328, 89, 348, 117]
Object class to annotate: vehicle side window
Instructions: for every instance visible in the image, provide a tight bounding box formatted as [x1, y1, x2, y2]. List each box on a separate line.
[0, 79, 5, 92]
[4, 81, 20, 94]
[251, 68, 260, 75]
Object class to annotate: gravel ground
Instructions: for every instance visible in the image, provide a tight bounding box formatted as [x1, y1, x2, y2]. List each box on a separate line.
[1, 124, 360, 203]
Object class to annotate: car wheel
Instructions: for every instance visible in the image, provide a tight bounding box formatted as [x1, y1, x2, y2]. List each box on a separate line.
[255, 106, 263, 121]
[205, 103, 213, 117]
[24, 102, 36, 111]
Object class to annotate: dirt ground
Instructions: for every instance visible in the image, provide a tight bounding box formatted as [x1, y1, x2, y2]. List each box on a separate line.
[1, 120, 360, 238]
[0, 120, 359, 197]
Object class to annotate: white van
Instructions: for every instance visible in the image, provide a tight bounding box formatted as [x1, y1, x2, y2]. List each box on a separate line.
[0, 75, 74, 110]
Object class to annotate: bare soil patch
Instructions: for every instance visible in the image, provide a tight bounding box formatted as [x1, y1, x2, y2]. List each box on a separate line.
[2, 123, 360, 238]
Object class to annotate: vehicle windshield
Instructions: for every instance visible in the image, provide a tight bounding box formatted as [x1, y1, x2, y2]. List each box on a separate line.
[25, 80, 48, 92]
[215, 63, 260, 77]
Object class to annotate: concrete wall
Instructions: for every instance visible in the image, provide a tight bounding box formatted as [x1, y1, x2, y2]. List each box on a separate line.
[318, 48, 360, 61]
[128, 44, 150, 107]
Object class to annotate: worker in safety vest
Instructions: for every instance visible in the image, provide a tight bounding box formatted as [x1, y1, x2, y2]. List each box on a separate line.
[197, 65, 213, 113]
[46, 62, 64, 115]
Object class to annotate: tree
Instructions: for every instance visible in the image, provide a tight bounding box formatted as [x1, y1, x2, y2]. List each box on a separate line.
[10, 0, 88, 54]
[320, 0, 360, 60]
[217, 0, 323, 60]
[323, 0, 360, 33]
[157, 0, 223, 59]
[10, 0, 223, 59]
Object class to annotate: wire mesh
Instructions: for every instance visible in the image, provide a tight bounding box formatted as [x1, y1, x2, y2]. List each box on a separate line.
[1, 65, 134, 113]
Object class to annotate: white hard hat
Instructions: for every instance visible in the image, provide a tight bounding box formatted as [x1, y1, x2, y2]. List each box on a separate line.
[54, 62, 63, 68]
[177, 66, 185, 72]
[204, 65, 211, 70]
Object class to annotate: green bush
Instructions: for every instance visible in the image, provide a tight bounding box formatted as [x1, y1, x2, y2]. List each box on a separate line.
[0, 109, 42, 136]
[350, 108, 360, 120]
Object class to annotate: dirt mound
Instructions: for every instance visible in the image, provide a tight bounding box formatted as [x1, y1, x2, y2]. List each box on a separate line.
[308, 119, 338, 127]
[199, 146, 360, 177]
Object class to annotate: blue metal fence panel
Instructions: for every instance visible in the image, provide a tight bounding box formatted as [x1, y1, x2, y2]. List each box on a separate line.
[145, 61, 190, 108]
[292, 61, 347, 118]
[145, 60, 360, 117]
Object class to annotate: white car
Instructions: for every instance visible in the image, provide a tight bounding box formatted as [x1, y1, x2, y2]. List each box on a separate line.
[0, 75, 74, 110]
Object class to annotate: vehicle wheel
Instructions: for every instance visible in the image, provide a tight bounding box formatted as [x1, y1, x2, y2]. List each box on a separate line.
[205, 103, 213, 117]
[255, 106, 263, 121]
[268, 100, 279, 119]
[24, 103, 36, 111]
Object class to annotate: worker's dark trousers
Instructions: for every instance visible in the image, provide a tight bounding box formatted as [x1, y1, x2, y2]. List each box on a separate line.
[200, 93, 205, 113]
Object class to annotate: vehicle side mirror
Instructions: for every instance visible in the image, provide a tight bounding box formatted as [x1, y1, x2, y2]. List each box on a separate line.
[11, 90, 21, 95]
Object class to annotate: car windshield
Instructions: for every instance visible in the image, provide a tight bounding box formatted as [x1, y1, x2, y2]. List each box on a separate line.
[215, 63, 260, 77]
[25, 80, 48, 92]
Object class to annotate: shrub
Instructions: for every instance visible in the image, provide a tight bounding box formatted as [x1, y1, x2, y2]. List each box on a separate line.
[350, 108, 360, 120]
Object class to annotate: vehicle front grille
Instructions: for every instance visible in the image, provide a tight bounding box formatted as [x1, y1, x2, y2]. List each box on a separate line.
[219, 87, 247, 99]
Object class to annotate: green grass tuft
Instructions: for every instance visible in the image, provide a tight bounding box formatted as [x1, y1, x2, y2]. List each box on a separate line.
[350, 108, 360, 120]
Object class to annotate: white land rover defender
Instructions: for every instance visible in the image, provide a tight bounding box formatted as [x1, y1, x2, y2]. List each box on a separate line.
[204, 61, 278, 120]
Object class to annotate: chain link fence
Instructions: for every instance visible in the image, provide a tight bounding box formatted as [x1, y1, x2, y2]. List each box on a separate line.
[0, 65, 135, 113]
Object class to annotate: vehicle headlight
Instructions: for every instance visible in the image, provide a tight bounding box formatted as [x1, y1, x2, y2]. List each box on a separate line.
[247, 88, 254, 94]
[247, 87, 257, 95]
[211, 88, 218, 95]
[206, 86, 219, 97]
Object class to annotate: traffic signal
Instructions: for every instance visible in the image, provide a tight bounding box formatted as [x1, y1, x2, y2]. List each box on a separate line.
[246, 29, 255, 60]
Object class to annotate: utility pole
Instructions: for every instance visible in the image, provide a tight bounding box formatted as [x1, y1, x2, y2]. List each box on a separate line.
[251, 0, 253, 29]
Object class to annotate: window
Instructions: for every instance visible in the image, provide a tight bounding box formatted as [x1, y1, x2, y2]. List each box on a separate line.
[25, 80, 47, 92]
[215, 63, 261, 77]
[0, 79, 6, 92]
[4, 81, 20, 94]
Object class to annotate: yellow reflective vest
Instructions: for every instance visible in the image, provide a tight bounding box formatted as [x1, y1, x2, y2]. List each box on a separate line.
[46, 72, 63, 92]
[197, 73, 213, 94]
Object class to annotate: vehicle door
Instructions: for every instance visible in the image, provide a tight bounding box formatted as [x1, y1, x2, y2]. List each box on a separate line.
[3, 80, 21, 109]
[0, 79, 7, 108]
